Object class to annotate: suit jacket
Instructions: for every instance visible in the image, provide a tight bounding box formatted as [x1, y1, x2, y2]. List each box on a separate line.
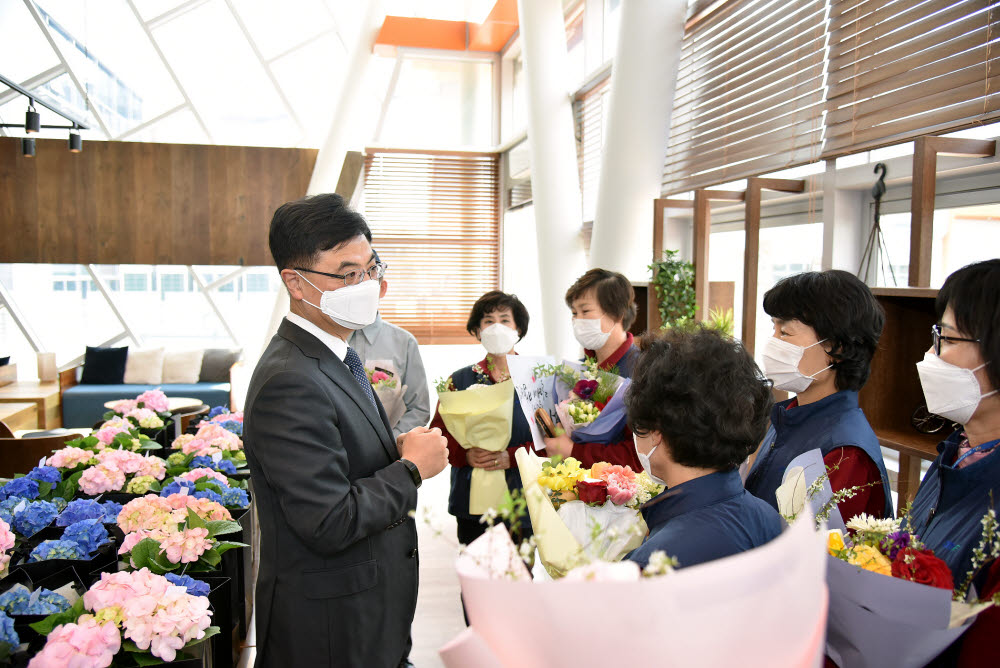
[243, 319, 419, 668]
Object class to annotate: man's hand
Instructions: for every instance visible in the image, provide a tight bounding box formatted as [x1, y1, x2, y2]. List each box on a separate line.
[398, 426, 448, 480]
[466, 447, 508, 470]
[543, 433, 574, 459]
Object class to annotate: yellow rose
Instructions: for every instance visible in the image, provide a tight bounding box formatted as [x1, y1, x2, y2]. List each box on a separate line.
[827, 529, 846, 556]
[847, 544, 892, 576]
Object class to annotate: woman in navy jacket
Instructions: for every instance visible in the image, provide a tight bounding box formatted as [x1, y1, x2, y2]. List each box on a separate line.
[626, 327, 782, 569]
[902, 259, 1000, 666]
[744, 270, 893, 520]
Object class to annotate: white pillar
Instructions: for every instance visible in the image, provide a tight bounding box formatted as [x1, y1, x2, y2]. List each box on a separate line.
[822, 159, 866, 272]
[306, 1, 385, 195]
[589, 0, 686, 281]
[517, 0, 588, 359]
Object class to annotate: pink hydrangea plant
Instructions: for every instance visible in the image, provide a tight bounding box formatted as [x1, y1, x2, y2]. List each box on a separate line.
[136, 390, 169, 413]
[27, 617, 121, 668]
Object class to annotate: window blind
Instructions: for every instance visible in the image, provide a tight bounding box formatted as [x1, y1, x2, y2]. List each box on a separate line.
[362, 149, 501, 344]
[823, 0, 1000, 157]
[574, 74, 611, 221]
[662, 0, 828, 194]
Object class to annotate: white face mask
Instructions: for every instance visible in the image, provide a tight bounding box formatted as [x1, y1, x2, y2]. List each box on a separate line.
[633, 434, 668, 486]
[296, 272, 380, 330]
[480, 323, 520, 356]
[761, 337, 832, 393]
[573, 317, 611, 351]
[916, 352, 996, 425]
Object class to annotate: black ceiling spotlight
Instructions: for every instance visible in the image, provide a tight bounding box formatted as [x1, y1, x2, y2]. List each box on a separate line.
[69, 125, 82, 153]
[25, 99, 40, 133]
[22, 137, 35, 157]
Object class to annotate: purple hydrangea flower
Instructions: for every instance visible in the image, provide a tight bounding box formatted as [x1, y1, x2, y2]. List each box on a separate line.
[57, 499, 105, 526]
[27, 466, 62, 484]
[208, 406, 227, 418]
[165, 573, 211, 597]
[193, 489, 224, 505]
[0, 611, 18, 649]
[101, 501, 123, 523]
[0, 477, 40, 502]
[161, 480, 197, 497]
[12, 500, 59, 536]
[219, 420, 243, 436]
[29, 539, 86, 562]
[62, 518, 110, 556]
[0, 584, 69, 615]
[221, 487, 249, 509]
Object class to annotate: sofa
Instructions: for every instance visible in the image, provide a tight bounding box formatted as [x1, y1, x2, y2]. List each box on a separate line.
[59, 347, 241, 428]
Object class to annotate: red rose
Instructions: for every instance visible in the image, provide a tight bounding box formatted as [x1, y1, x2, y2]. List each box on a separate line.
[891, 547, 954, 590]
[594, 400, 607, 411]
[576, 478, 608, 505]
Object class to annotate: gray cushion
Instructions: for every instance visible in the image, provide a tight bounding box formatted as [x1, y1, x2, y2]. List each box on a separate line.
[199, 349, 242, 383]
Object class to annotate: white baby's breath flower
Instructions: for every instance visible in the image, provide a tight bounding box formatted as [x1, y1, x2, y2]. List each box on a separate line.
[845, 513, 900, 534]
[643, 550, 678, 577]
[478, 507, 499, 524]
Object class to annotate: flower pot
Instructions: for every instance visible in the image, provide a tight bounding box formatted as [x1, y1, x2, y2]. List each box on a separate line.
[10, 541, 117, 584]
[188, 575, 233, 668]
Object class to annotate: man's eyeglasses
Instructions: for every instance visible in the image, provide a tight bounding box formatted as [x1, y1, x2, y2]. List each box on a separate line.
[931, 323, 979, 356]
[294, 262, 387, 287]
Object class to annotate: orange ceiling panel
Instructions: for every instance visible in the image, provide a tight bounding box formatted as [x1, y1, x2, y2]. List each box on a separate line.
[375, 0, 519, 53]
[468, 0, 519, 52]
[375, 16, 468, 51]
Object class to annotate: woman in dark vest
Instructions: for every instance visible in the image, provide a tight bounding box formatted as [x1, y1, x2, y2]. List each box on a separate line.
[744, 270, 893, 520]
[627, 326, 782, 569]
[429, 291, 534, 546]
[542, 268, 641, 469]
[902, 259, 1000, 666]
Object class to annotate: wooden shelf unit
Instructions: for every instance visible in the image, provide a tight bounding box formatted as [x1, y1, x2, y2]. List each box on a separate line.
[858, 287, 941, 505]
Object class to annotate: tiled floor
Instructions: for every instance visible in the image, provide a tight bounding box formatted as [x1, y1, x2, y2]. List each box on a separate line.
[240, 467, 466, 668]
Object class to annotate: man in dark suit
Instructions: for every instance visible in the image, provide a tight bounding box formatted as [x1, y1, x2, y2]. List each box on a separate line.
[244, 193, 448, 667]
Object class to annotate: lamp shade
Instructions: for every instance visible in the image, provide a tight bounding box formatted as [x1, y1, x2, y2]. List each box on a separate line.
[69, 130, 82, 152]
[25, 107, 40, 133]
[22, 137, 35, 157]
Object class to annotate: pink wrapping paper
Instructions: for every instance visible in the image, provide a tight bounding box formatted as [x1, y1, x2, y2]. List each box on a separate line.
[444, 516, 829, 667]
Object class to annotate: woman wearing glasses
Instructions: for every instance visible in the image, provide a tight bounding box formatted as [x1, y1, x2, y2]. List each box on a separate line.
[428, 291, 535, 547]
[744, 270, 894, 521]
[903, 259, 1000, 666]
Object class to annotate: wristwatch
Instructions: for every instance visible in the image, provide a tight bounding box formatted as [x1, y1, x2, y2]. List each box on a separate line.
[400, 458, 422, 488]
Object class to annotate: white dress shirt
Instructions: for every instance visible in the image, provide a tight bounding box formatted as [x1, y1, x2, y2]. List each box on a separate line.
[285, 313, 348, 361]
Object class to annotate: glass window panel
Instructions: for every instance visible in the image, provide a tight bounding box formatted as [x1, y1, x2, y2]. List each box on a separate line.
[230, 0, 334, 60]
[119, 107, 210, 144]
[380, 58, 493, 148]
[153, 0, 300, 146]
[133, 0, 190, 21]
[603, 0, 621, 62]
[708, 229, 745, 340]
[269, 34, 346, 147]
[0, 264, 124, 365]
[124, 273, 148, 291]
[161, 274, 185, 292]
[0, 1, 60, 84]
[35, 0, 184, 137]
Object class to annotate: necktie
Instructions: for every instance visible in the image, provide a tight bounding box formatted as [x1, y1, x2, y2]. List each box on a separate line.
[344, 347, 378, 409]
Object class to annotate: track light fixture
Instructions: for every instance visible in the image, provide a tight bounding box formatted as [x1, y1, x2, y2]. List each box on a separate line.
[22, 137, 35, 157]
[69, 126, 82, 152]
[25, 100, 40, 133]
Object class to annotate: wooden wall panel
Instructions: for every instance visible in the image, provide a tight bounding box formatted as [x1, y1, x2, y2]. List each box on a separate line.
[0, 138, 317, 266]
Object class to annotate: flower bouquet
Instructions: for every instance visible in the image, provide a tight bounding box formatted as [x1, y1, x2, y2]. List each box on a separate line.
[515, 450, 661, 577]
[28, 567, 218, 665]
[439, 516, 830, 668]
[365, 360, 407, 429]
[532, 360, 630, 444]
[823, 513, 994, 668]
[435, 377, 515, 515]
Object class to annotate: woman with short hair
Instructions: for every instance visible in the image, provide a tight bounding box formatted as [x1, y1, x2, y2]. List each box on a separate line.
[744, 270, 893, 520]
[902, 259, 1000, 666]
[626, 326, 782, 569]
[543, 269, 642, 469]
[429, 291, 534, 546]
